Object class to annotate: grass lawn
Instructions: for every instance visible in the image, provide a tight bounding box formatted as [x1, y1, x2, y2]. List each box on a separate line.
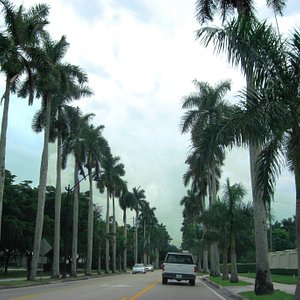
[240, 273, 297, 285]
[209, 276, 252, 286]
[240, 290, 293, 300]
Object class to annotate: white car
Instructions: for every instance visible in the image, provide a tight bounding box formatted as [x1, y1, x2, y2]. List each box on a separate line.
[145, 264, 154, 272]
[132, 263, 146, 274]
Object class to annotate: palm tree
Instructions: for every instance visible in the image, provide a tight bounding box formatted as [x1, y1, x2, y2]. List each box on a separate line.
[0, 0, 49, 241]
[195, 0, 287, 292]
[62, 110, 95, 277]
[208, 24, 300, 297]
[21, 33, 90, 280]
[97, 154, 125, 273]
[139, 200, 157, 264]
[202, 200, 230, 279]
[32, 96, 91, 278]
[195, 0, 285, 24]
[181, 79, 231, 276]
[180, 190, 202, 224]
[82, 123, 109, 275]
[119, 188, 135, 271]
[110, 163, 125, 273]
[183, 153, 209, 272]
[132, 186, 146, 264]
[222, 178, 247, 283]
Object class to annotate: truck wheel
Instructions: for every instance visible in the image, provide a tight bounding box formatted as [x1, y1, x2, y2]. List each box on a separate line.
[189, 279, 195, 286]
[162, 277, 168, 285]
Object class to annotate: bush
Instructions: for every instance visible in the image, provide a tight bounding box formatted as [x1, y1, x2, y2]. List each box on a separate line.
[271, 268, 298, 276]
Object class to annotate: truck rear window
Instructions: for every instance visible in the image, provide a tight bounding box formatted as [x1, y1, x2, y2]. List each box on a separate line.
[166, 254, 194, 264]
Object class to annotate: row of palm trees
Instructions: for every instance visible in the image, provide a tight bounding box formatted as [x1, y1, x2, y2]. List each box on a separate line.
[0, 0, 163, 280]
[180, 0, 300, 297]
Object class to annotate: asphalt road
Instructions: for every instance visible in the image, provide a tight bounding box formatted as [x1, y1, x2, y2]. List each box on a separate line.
[0, 271, 234, 300]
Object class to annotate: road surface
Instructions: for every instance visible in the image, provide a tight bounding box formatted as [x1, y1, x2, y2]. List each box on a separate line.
[0, 271, 234, 300]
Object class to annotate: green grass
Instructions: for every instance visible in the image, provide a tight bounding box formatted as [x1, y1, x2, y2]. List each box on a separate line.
[240, 290, 293, 300]
[209, 276, 252, 286]
[0, 270, 28, 278]
[240, 273, 297, 285]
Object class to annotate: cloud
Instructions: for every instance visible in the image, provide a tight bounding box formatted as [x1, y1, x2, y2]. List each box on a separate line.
[2, 0, 299, 247]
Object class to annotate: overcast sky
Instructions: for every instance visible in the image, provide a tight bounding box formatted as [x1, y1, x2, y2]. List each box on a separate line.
[1, 0, 300, 247]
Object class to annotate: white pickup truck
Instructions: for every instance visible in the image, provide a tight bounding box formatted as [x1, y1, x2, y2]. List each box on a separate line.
[161, 252, 197, 286]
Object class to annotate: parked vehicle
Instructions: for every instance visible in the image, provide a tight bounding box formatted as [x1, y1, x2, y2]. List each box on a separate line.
[132, 263, 146, 274]
[145, 264, 154, 272]
[161, 252, 197, 286]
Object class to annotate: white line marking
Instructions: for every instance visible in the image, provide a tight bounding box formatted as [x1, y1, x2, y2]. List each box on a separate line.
[199, 279, 227, 300]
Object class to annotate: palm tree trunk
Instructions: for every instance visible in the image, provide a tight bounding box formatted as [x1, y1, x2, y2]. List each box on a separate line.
[29, 94, 52, 280]
[202, 247, 209, 273]
[209, 165, 221, 276]
[0, 78, 14, 241]
[250, 144, 273, 294]
[97, 239, 102, 275]
[52, 130, 62, 277]
[292, 137, 300, 299]
[155, 248, 159, 269]
[135, 212, 138, 264]
[86, 171, 94, 275]
[222, 245, 229, 280]
[230, 232, 239, 283]
[112, 193, 116, 273]
[71, 164, 79, 277]
[105, 189, 110, 273]
[123, 209, 127, 272]
[143, 221, 146, 264]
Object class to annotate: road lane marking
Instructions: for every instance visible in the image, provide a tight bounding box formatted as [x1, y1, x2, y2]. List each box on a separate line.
[199, 279, 226, 300]
[129, 279, 160, 300]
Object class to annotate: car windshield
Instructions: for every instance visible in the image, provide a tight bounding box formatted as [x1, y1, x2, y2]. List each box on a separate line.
[135, 264, 144, 267]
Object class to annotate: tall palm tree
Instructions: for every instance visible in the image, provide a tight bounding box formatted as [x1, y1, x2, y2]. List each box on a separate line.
[111, 176, 126, 273]
[119, 188, 135, 271]
[32, 96, 91, 278]
[62, 110, 95, 277]
[181, 79, 231, 276]
[82, 123, 109, 275]
[20, 33, 90, 280]
[0, 0, 49, 241]
[207, 24, 300, 297]
[195, 0, 287, 292]
[139, 200, 157, 264]
[132, 186, 146, 264]
[97, 154, 125, 273]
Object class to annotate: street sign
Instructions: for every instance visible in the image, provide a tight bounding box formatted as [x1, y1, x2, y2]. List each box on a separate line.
[40, 238, 52, 256]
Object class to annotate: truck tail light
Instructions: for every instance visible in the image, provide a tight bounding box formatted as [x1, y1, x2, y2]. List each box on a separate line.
[161, 264, 165, 271]
[194, 265, 197, 273]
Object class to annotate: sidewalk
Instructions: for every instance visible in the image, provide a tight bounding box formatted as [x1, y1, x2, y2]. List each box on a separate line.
[201, 275, 296, 299]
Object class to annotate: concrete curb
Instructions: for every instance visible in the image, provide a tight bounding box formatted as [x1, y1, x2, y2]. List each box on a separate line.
[200, 276, 247, 300]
